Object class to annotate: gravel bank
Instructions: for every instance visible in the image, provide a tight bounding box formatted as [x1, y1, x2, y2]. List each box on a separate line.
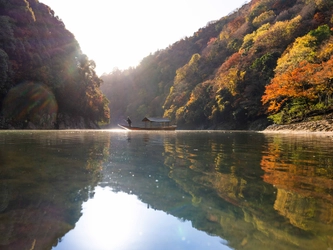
[263, 119, 333, 134]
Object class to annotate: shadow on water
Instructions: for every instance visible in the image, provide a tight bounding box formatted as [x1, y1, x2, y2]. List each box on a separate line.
[1, 130, 333, 249]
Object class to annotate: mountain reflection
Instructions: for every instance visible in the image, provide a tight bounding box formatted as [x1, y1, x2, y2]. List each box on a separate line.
[1, 131, 333, 249]
[103, 132, 333, 250]
[0, 131, 110, 250]
[160, 132, 294, 250]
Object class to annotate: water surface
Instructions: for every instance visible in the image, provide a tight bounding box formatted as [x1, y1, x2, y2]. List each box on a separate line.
[0, 130, 333, 250]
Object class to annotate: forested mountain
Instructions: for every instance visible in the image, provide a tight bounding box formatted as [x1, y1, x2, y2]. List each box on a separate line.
[101, 0, 333, 129]
[0, 0, 109, 129]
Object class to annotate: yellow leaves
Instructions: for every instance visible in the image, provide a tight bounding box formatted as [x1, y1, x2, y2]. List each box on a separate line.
[174, 68, 185, 84]
[219, 31, 230, 41]
[215, 94, 229, 113]
[175, 106, 186, 120]
[241, 23, 271, 50]
[263, 23, 333, 115]
[261, 16, 303, 49]
[217, 68, 245, 96]
[174, 53, 201, 84]
[252, 10, 276, 27]
[189, 53, 201, 65]
[163, 106, 176, 120]
[25, 0, 36, 22]
[275, 34, 317, 74]
[285, 15, 302, 35]
[317, 37, 333, 61]
[241, 15, 303, 56]
[314, 0, 331, 9]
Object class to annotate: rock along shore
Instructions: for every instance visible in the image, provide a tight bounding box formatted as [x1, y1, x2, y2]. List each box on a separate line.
[263, 118, 333, 134]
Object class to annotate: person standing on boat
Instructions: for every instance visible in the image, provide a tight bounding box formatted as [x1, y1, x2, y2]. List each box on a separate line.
[126, 116, 132, 127]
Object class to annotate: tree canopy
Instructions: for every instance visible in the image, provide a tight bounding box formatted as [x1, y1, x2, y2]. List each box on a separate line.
[0, 0, 109, 128]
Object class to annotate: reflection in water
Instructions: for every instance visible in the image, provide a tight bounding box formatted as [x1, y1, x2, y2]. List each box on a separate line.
[1, 131, 333, 249]
[0, 131, 110, 250]
[261, 134, 333, 248]
[55, 186, 227, 250]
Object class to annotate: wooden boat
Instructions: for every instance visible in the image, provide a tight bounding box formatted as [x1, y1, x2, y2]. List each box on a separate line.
[118, 124, 176, 131]
[118, 117, 176, 131]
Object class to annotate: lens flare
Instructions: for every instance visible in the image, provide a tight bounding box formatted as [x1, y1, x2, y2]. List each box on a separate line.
[3, 81, 58, 128]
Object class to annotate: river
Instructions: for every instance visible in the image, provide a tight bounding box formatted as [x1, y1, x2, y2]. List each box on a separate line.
[0, 130, 332, 250]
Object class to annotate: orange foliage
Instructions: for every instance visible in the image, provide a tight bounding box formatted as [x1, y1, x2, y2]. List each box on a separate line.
[216, 52, 244, 96]
[228, 16, 246, 33]
[317, 37, 333, 60]
[249, 0, 262, 10]
[207, 37, 217, 46]
[262, 57, 333, 112]
[262, 63, 312, 112]
[314, 12, 326, 24]
[261, 141, 333, 203]
[218, 52, 241, 72]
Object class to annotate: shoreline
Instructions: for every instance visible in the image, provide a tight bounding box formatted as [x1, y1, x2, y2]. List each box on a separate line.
[261, 119, 333, 135]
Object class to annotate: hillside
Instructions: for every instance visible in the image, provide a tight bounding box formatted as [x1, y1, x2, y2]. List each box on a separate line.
[101, 0, 333, 130]
[0, 0, 110, 129]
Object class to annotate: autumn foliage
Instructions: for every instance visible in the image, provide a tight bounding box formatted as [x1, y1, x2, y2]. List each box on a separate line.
[100, 0, 333, 128]
[262, 24, 333, 123]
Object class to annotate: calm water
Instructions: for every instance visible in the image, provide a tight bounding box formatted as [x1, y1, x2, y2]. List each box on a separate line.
[0, 130, 333, 250]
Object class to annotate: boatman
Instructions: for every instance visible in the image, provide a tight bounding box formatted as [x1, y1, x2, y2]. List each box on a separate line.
[126, 116, 132, 127]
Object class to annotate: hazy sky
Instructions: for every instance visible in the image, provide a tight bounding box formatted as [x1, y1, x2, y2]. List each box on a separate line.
[39, 0, 248, 75]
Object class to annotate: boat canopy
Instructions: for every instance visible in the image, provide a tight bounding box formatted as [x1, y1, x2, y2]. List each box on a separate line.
[118, 117, 175, 130]
[141, 117, 170, 123]
[141, 117, 172, 128]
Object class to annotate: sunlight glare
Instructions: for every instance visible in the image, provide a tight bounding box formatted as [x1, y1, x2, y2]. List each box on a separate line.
[53, 187, 145, 250]
[80, 190, 139, 249]
[53, 186, 230, 250]
[38, 0, 247, 75]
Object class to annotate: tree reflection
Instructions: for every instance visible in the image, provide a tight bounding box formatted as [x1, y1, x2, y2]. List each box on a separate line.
[17, 131, 332, 250]
[100, 133, 292, 249]
[0, 131, 110, 250]
[102, 132, 333, 250]
[261, 135, 333, 248]
[161, 132, 298, 250]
